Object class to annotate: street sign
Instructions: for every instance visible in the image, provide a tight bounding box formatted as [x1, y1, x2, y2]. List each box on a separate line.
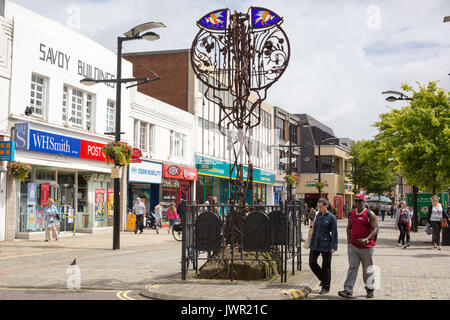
[0, 141, 15, 161]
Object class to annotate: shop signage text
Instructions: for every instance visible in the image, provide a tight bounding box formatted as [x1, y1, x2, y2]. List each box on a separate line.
[14, 123, 107, 162]
[163, 164, 197, 181]
[129, 161, 162, 184]
[39, 43, 116, 88]
[0, 141, 15, 161]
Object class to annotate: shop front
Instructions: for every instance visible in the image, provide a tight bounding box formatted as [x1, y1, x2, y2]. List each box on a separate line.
[161, 164, 197, 206]
[11, 122, 115, 238]
[128, 161, 162, 215]
[195, 155, 275, 206]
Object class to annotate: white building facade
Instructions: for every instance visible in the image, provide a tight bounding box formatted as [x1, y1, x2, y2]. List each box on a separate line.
[2, 0, 134, 239]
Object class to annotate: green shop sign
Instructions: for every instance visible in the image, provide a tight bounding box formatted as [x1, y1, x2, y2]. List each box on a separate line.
[196, 155, 275, 185]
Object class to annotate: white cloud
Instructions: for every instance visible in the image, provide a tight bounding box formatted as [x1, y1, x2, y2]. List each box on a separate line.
[12, 0, 450, 141]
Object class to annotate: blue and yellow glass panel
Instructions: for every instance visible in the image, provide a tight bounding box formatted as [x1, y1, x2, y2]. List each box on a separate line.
[198, 9, 228, 31]
[251, 7, 282, 29]
[0, 141, 15, 161]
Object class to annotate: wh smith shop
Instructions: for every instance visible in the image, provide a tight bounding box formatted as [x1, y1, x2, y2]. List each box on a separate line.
[195, 155, 275, 205]
[4, 2, 134, 239]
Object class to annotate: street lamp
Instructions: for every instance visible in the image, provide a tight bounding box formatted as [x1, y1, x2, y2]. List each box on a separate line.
[382, 90, 419, 233]
[81, 22, 166, 250]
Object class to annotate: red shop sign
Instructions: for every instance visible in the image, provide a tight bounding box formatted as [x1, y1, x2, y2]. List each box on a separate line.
[80, 140, 106, 162]
[40, 183, 50, 206]
[130, 148, 142, 163]
[163, 164, 197, 181]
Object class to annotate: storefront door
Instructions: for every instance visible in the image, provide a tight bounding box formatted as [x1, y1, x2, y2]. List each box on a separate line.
[57, 172, 75, 232]
[180, 181, 191, 204]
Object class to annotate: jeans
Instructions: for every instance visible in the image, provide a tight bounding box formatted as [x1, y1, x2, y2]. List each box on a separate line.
[380, 210, 385, 221]
[169, 219, 177, 232]
[397, 223, 407, 246]
[344, 244, 374, 294]
[309, 250, 332, 290]
[135, 214, 144, 232]
[430, 221, 442, 245]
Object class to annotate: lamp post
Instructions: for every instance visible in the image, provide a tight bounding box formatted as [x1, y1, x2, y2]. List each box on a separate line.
[81, 22, 165, 250]
[382, 90, 418, 233]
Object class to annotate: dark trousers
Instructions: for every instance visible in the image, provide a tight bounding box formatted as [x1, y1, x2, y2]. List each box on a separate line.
[309, 250, 332, 290]
[135, 214, 144, 232]
[380, 210, 385, 221]
[430, 221, 442, 245]
[397, 223, 407, 245]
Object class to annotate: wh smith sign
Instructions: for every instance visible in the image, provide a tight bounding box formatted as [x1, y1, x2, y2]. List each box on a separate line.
[14, 123, 107, 162]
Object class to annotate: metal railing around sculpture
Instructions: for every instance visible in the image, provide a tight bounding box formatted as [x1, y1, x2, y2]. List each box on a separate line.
[180, 200, 304, 283]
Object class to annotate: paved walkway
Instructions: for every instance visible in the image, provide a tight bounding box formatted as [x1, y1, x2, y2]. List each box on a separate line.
[0, 217, 449, 300]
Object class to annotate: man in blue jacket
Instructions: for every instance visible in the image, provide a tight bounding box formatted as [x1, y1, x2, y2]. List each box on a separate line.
[309, 198, 338, 295]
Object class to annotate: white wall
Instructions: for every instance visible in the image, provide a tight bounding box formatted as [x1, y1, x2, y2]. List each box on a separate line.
[130, 89, 195, 167]
[5, 1, 133, 144]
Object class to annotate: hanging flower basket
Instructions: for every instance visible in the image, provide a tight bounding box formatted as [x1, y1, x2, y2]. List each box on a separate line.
[102, 141, 132, 166]
[315, 182, 325, 191]
[7, 162, 32, 182]
[285, 174, 297, 186]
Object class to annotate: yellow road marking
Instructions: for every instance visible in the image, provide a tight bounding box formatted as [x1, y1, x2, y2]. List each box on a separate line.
[116, 290, 136, 300]
[145, 284, 163, 289]
[122, 290, 135, 300]
[0, 287, 117, 293]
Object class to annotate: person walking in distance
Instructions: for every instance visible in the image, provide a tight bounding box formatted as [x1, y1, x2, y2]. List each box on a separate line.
[395, 201, 411, 249]
[167, 202, 179, 234]
[44, 198, 59, 242]
[406, 206, 414, 247]
[428, 195, 448, 250]
[379, 203, 386, 222]
[133, 197, 146, 234]
[308, 198, 338, 295]
[338, 194, 379, 299]
[154, 202, 164, 234]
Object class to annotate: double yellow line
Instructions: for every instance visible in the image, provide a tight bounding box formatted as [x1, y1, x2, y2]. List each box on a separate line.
[116, 290, 136, 300]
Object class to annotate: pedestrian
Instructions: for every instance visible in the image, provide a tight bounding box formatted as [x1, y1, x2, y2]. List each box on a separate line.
[427, 195, 447, 250]
[338, 194, 379, 299]
[406, 206, 414, 247]
[308, 198, 338, 295]
[395, 201, 411, 249]
[309, 207, 317, 225]
[391, 204, 395, 219]
[167, 202, 179, 234]
[44, 198, 59, 242]
[201, 200, 210, 213]
[132, 197, 146, 234]
[154, 202, 164, 233]
[379, 203, 386, 221]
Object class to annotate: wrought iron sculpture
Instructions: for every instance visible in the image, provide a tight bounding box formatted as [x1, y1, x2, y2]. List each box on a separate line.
[191, 7, 290, 206]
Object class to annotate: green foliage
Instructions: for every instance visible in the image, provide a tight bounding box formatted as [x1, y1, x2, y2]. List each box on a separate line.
[315, 182, 325, 191]
[7, 161, 32, 182]
[374, 81, 450, 194]
[284, 174, 297, 186]
[348, 140, 397, 195]
[102, 141, 132, 166]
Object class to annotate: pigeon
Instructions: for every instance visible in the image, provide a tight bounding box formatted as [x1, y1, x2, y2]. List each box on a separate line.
[70, 259, 77, 265]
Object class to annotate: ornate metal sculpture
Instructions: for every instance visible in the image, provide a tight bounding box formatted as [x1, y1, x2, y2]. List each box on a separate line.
[191, 7, 290, 205]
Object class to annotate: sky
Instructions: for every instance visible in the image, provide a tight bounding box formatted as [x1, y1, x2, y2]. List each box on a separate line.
[12, 0, 450, 141]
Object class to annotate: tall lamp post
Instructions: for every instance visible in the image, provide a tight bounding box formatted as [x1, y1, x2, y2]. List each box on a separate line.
[81, 22, 166, 250]
[382, 90, 418, 233]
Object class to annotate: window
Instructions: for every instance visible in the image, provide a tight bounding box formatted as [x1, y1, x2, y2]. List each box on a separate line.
[276, 117, 285, 140]
[30, 74, 46, 117]
[290, 124, 298, 144]
[134, 120, 153, 155]
[170, 131, 186, 159]
[106, 101, 115, 133]
[62, 85, 95, 130]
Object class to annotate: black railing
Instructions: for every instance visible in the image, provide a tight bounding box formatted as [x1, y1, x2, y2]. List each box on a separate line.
[180, 200, 304, 283]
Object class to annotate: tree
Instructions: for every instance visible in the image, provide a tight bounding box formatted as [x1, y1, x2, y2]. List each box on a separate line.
[348, 140, 397, 196]
[374, 81, 450, 194]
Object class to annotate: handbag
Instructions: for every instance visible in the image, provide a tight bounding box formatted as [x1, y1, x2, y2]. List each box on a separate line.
[406, 223, 411, 231]
[303, 227, 314, 249]
[441, 218, 448, 229]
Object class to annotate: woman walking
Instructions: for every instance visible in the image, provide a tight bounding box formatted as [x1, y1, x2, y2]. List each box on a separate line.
[395, 201, 411, 249]
[427, 195, 447, 250]
[167, 202, 179, 234]
[44, 198, 59, 242]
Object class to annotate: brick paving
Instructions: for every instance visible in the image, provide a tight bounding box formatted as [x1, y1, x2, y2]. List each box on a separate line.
[0, 217, 449, 300]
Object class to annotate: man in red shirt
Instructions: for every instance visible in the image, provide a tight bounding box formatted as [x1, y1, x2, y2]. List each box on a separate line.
[338, 194, 379, 299]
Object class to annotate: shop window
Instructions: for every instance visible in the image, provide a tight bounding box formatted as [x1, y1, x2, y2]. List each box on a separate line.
[30, 73, 47, 118]
[204, 176, 213, 202]
[195, 177, 204, 204]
